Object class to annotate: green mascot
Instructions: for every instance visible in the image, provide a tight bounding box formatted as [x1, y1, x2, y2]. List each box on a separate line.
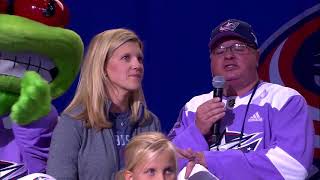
[0, 0, 83, 178]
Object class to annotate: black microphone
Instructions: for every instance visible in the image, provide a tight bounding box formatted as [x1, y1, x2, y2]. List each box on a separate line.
[211, 76, 225, 145]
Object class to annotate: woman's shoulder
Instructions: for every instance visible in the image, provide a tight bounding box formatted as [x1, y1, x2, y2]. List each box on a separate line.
[138, 109, 161, 130]
[148, 110, 160, 123]
[57, 115, 84, 133]
[50, 108, 86, 142]
[58, 106, 86, 129]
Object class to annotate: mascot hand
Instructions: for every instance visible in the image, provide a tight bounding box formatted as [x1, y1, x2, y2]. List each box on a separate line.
[10, 71, 51, 125]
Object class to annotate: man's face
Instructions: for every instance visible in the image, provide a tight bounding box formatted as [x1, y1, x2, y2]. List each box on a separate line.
[210, 39, 259, 86]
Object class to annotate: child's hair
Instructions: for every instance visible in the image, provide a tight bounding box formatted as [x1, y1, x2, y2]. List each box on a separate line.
[116, 132, 177, 180]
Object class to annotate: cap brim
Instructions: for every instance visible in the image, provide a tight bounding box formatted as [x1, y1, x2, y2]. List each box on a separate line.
[209, 31, 254, 49]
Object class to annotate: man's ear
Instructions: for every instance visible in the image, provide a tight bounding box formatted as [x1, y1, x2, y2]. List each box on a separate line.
[124, 170, 133, 180]
[255, 49, 260, 68]
[210, 55, 215, 77]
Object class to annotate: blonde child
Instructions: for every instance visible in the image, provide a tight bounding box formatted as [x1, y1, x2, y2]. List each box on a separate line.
[118, 132, 177, 180]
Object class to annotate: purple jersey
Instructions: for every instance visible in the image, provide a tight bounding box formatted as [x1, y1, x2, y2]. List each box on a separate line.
[169, 82, 314, 179]
[0, 106, 58, 178]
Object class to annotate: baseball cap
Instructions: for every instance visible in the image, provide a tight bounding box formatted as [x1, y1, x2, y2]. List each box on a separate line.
[209, 19, 258, 50]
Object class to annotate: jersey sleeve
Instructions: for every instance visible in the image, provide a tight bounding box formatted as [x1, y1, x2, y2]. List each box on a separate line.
[12, 106, 58, 173]
[203, 95, 314, 179]
[168, 106, 208, 151]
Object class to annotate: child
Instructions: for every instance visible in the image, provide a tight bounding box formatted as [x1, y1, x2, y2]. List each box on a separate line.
[117, 132, 177, 180]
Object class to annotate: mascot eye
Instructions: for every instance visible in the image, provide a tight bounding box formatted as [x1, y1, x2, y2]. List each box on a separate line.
[13, 0, 69, 27]
[43, 0, 56, 17]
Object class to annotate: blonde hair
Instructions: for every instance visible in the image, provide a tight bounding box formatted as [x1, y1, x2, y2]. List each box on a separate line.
[64, 28, 150, 129]
[117, 132, 177, 180]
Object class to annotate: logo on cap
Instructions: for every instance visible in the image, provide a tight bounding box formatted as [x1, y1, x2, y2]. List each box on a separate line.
[219, 21, 240, 32]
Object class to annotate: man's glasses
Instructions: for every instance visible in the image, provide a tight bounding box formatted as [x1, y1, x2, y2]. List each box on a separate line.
[212, 43, 251, 55]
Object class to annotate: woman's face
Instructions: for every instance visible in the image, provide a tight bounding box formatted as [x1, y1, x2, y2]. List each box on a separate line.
[106, 41, 144, 95]
[126, 150, 177, 180]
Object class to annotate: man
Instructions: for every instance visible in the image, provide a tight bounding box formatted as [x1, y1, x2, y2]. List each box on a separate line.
[169, 19, 314, 179]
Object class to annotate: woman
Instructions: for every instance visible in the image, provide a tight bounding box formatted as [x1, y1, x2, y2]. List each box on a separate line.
[117, 132, 177, 180]
[47, 28, 161, 179]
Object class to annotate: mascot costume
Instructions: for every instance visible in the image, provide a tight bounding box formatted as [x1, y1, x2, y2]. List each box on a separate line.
[0, 0, 83, 178]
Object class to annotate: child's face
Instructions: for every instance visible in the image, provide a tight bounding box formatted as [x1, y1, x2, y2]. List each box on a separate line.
[127, 150, 177, 180]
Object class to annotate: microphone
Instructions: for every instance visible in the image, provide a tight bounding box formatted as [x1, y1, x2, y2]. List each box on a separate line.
[211, 76, 225, 145]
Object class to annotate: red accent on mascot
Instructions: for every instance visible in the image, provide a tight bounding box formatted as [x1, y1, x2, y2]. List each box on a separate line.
[13, 0, 69, 27]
